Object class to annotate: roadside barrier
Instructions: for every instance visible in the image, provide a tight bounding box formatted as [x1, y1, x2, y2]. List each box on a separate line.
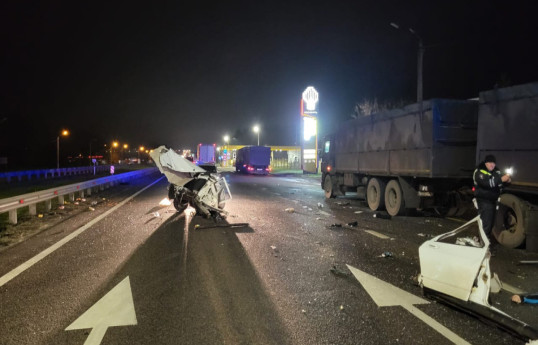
[0, 165, 112, 183]
[0, 168, 157, 224]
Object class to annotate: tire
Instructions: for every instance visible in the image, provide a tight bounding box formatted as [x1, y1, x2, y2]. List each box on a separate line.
[367, 178, 386, 211]
[492, 194, 526, 248]
[385, 179, 405, 216]
[323, 174, 336, 199]
[173, 196, 189, 213]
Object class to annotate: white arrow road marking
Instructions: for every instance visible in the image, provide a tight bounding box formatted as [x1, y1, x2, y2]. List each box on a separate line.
[0, 176, 164, 287]
[66, 276, 137, 345]
[347, 265, 471, 345]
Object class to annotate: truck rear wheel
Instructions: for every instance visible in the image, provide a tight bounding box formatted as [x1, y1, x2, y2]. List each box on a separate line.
[385, 179, 405, 216]
[367, 178, 385, 211]
[324, 175, 336, 198]
[493, 194, 526, 248]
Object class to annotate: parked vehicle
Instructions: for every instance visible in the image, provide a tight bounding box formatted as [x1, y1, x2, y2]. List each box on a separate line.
[321, 81, 538, 250]
[197, 143, 217, 173]
[235, 146, 271, 175]
[321, 98, 478, 216]
[477, 82, 538, 250]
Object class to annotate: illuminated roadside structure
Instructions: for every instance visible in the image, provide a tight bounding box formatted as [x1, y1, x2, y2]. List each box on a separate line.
[301, 86, 318, 173]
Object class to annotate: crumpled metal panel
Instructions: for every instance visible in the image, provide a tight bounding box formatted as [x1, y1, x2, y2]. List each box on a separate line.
[150, 146, 206, 187]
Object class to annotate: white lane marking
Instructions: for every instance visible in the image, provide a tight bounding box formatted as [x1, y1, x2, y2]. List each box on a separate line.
[0, 177, 165, 287]
[65, 276, 137, 345]
[347, 265, 471, 345]
[364, 230, 391, 239]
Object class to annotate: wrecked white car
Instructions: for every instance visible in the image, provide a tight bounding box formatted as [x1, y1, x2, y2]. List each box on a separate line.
[150, 146, 231, 219]
[418, 216, 538, 342]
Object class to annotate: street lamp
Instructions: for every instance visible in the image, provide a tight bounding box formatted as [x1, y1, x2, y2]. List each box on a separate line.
[56, 129, 69, 169]
[390, 22, 424, 104]
[223, 135, 229, 145]
[253, 125, 260, 145]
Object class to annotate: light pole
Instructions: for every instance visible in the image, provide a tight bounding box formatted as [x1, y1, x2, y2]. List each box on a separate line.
[390, 22, 424, 104]
[56, 129, 69, 169]
[253, 125, 260, 145]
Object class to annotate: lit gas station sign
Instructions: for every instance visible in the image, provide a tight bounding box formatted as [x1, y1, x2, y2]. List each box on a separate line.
[301, 86, 319, 174]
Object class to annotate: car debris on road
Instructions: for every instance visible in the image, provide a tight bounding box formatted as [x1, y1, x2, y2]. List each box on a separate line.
[418, 215, 538, 342]
[150, 146, 232, 219]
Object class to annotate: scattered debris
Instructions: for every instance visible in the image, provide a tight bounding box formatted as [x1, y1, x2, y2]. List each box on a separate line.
[285, 208, 295, 213]
[301, 309, 306, 314]
[354, 210, 363, 214]
[270, 245, 277, 250]
[74, 202, 79, 205]
[339, 305, 344, 311]
[317, 203, 323, 209]
[330, 265, 350, 278]
[81, 198, 86, 202]
[379, 251, 393, 258]
[152, 212, 161, 218]
[347, 221, 358, 227]
[308, 207, 312, 211]
[418, 233, 425, 237]
[511, 293, 538, 304]
[88, 207, 95, 212]
[58, 206, 65, 210]
[519, 260, 538, 265]
[373, 213, 391, 219]
[302, 206, 308, 209]
[336, 202, 350, 206]
[316, 217, 322, 220]
[90, 201, 98, 206]
[193, 223, 249, 230]
[329, 223, 342, 228]
[76, 198, 81, 201]
[37, 214, 43, 218]
[159, 198, 172, 206]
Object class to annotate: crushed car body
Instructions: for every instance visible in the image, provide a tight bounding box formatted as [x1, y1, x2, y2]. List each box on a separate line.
[150, 146, 231, 219]
[418, 216, 538, 342]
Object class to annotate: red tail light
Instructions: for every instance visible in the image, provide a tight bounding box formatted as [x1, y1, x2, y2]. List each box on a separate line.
[327, 165, 332, 172]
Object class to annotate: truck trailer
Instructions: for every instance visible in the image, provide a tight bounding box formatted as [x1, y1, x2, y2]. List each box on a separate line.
[321, 82, 538, 250]
[235, 146, 271, 175]
[477, 82, 538, 250]
[321, 98, 478, 217]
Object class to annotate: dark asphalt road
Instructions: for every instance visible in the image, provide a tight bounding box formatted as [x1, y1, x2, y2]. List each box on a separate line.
[0, 171, 537, 345]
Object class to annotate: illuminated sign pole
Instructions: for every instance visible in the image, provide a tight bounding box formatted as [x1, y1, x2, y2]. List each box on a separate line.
[301, 86, 319, 174]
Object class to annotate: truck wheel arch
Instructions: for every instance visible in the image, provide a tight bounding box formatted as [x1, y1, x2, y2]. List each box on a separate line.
[493, 193, 526, 248]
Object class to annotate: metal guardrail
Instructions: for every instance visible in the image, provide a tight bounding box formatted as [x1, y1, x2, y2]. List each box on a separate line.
[0, 168, 158, 224]
[0, 165, 112, 183]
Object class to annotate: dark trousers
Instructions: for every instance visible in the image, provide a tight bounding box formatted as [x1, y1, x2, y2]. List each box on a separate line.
[477, 198, 496, 238]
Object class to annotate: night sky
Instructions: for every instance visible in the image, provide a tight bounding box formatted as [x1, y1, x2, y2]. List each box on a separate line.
[1, 1, 538, 168]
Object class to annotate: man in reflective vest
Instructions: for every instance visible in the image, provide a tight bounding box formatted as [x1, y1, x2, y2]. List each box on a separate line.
[473, 154, 511, 243]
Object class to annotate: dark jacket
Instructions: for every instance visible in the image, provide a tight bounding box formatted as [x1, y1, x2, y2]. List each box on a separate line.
[473, 162, 503, 202]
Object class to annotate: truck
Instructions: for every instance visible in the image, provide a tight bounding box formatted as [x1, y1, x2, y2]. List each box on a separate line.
[321, 81, 538, 250]
[197, 143, 217, 173]
[477, 82, 538, 250]
[235, 146, 271, 175]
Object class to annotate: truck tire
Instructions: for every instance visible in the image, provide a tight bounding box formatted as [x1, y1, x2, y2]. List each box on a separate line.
[367, 178, 385, 211]
[324, 175, 336, 199]
[385, 179, 405, 216]
[493, 194, 526, 248]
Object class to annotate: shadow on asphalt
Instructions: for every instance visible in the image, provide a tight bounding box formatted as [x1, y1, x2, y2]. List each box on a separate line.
[61, 212, 292, 344]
